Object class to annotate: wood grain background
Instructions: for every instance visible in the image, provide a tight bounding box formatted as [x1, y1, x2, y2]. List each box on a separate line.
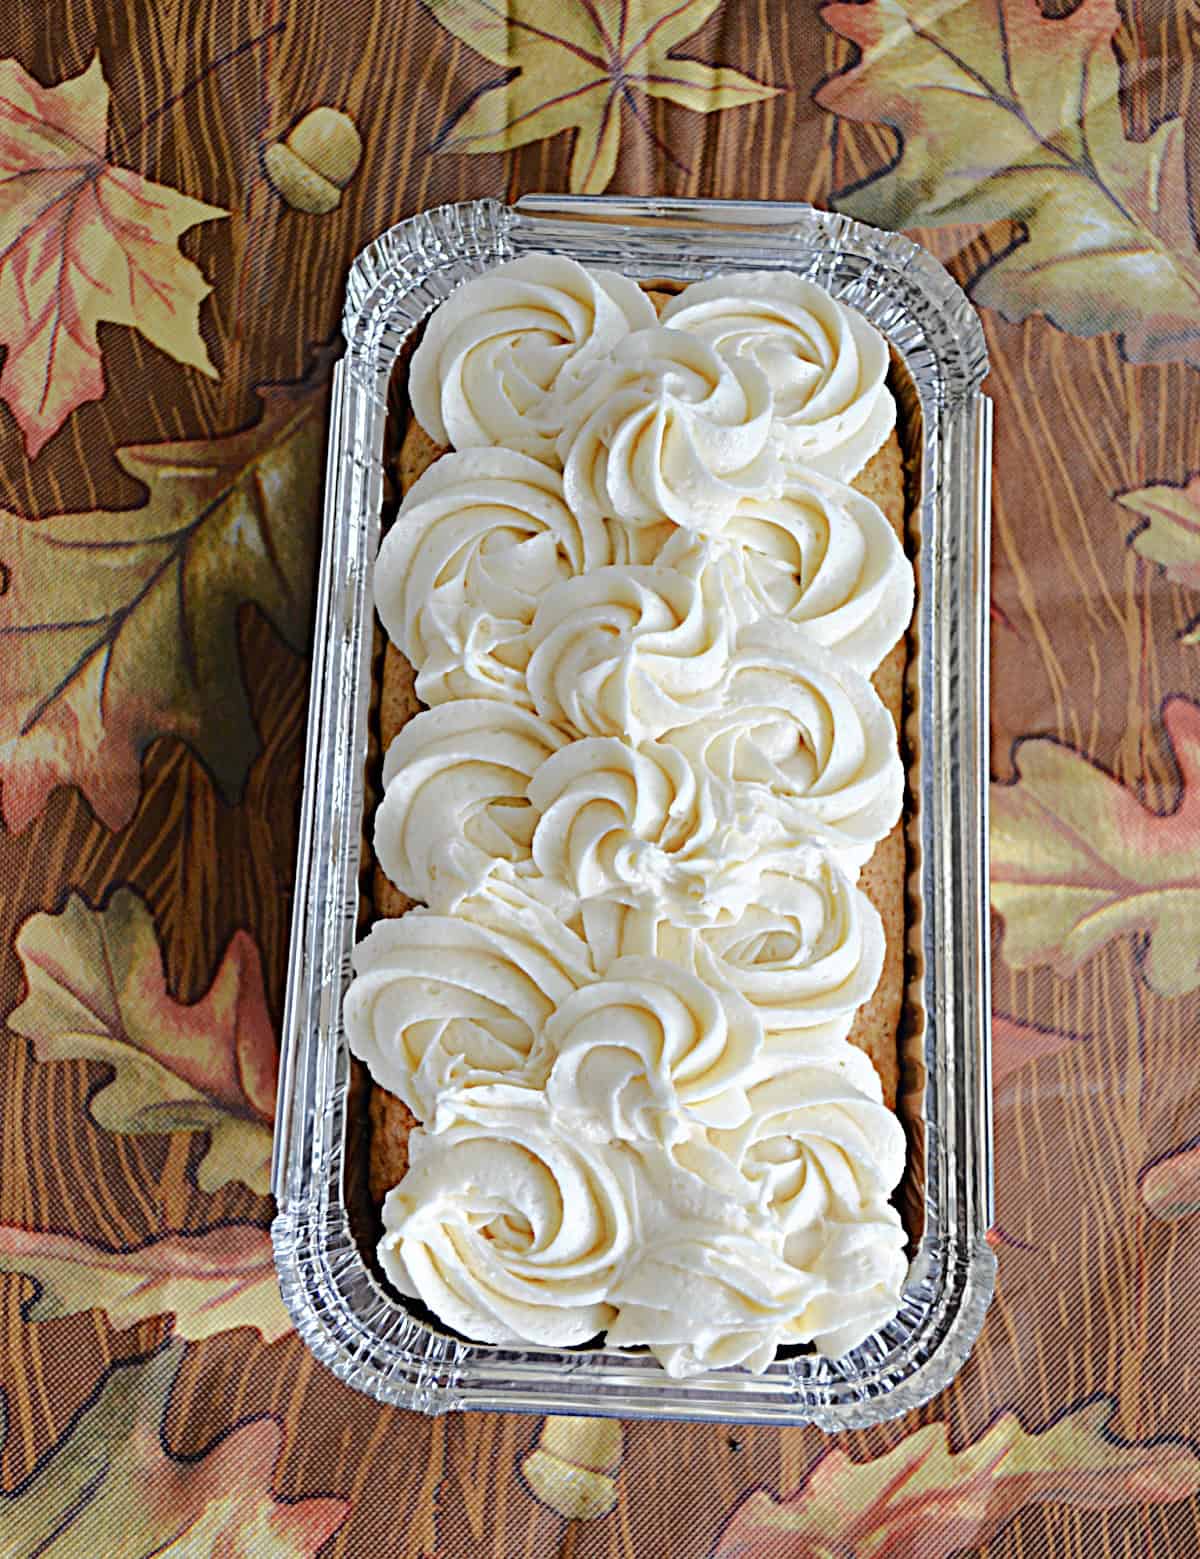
[2, 1, 1200, 1553]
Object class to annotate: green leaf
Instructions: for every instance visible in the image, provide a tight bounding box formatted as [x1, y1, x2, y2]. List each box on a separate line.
[0, 361, 329, 832]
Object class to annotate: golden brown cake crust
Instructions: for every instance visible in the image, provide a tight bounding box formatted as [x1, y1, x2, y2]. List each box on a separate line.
[365, 288, 909, 1195]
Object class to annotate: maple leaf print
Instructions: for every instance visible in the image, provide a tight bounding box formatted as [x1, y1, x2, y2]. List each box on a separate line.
[425, 0, 780, 193]
[9, 889, 276, 1195]
[990, 698, 1200, 997]
[0, 361, 327, 832]
[0, 53, 227, 457]
[713, 1399, 1200, 1558]
[0, 1222, 289, 1341]
[0, 1345, 348, 1556]
[817, 0, 1200, 366]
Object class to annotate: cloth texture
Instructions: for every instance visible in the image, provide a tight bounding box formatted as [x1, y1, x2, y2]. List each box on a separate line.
[1, 1, 1200, 1554]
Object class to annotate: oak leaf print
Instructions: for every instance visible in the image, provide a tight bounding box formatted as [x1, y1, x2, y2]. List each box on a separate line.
[0, 364, 326, 832]
[9, 889, 276, 1194]
[713, 1399, 1200, 1558]
[818, 0, 1200, 365]
[425, 0, 780, 193]
[0, 53, 226, 457]
[0, 1222, 289, 1341]
[992, 1014, 1083, 1085]
[991, 698, 1200, 996]
[1119, 478, 1200, 639]
[0, 1344, 348, 1556]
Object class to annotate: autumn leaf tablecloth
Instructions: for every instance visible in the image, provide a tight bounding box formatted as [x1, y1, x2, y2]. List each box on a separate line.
[2, 1, 1200, 1554]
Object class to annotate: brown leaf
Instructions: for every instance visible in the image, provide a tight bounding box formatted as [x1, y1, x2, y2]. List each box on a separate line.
[990, 698, 1200, 996]
[714, 1399, 1200, 1558]
[818, 0, 1200, 366]
[9, 888, 276, 1194]
[1, 1344, 347, 1554]
[0, 53, 226, 456]
[0, 1222, 290, 1341]
[0, 361, 327, 831]
[426, 0, 779, 193]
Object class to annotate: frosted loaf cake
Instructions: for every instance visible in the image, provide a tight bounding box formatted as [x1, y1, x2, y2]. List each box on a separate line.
[346, 256, 915, 1376]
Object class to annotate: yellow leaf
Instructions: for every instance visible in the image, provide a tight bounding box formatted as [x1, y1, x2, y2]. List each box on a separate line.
[1118, 477, 1200, 593]
[818, 0, 1200, 366]
[990, 699, 1200, 996]
[425, 0, 780, 193]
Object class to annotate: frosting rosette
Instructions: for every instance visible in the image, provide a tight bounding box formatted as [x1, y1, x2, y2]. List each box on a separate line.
[536, 955, 763, 1144]
[379, 1098, 637, 1347]
[342, 889, 593, 1128]
[374, 449, 612, 708]
[409, 253, 655, 459]
[526, 543, 736, 742]
[707, 1036, 905, 1232]
[554, 325, 781, 533]
[375, 700, 564, 907]
[659, 271, 895, 481]
[527, 734, 773, 924]
[712, 468, 913, 672]
[663, 627, 903, 865]
[579, 858, 886, 1038]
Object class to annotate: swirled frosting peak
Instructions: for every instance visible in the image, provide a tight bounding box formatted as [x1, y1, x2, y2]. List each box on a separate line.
[660, 270, 896, 481]
[555, 326, 782, 533]
[374, 449, 612, 709]
[409, 254, 656, 460]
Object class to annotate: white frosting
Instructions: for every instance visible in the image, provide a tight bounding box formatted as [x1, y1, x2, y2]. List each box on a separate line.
[555, 326, 781, 533]
[526, 541, 736, 742]
[342, 888, 593, 1129]
[379, 1097, 635, 1347]
[409, 254, 656, 460]
[660, 271, 896, 481]
[527, 733, 774, 925]
[663, 626, 904, 866]
[711, 468, 914, 673]
[708, 1041, 906, 1232]
[374, 450, 612, 708]
[357, 260, 914, 1374]
[375, 700, 564, 908]
[579, 859, 886, 1039]
[536, 955, 763, 1145]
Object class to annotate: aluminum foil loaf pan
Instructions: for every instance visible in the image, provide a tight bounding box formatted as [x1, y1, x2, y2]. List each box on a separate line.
[272, 194, 994, 1428]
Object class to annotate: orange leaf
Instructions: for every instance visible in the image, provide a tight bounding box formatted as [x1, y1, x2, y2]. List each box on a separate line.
[818, 0, 1200, 366]
[1, 1344, 348, 1553]
[0, 362, 327, 831]
[713, 1400, 1200, 1558]
[0, 1222, 290, 1341]
[0, 53, 227, 456]
[9, 888, 276, 1194]
[990, 698, 1200, 996]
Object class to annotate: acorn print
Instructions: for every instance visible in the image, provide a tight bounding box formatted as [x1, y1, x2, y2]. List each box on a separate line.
[522, 1415, 623, 1521]
[264, 107, 362, 214]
